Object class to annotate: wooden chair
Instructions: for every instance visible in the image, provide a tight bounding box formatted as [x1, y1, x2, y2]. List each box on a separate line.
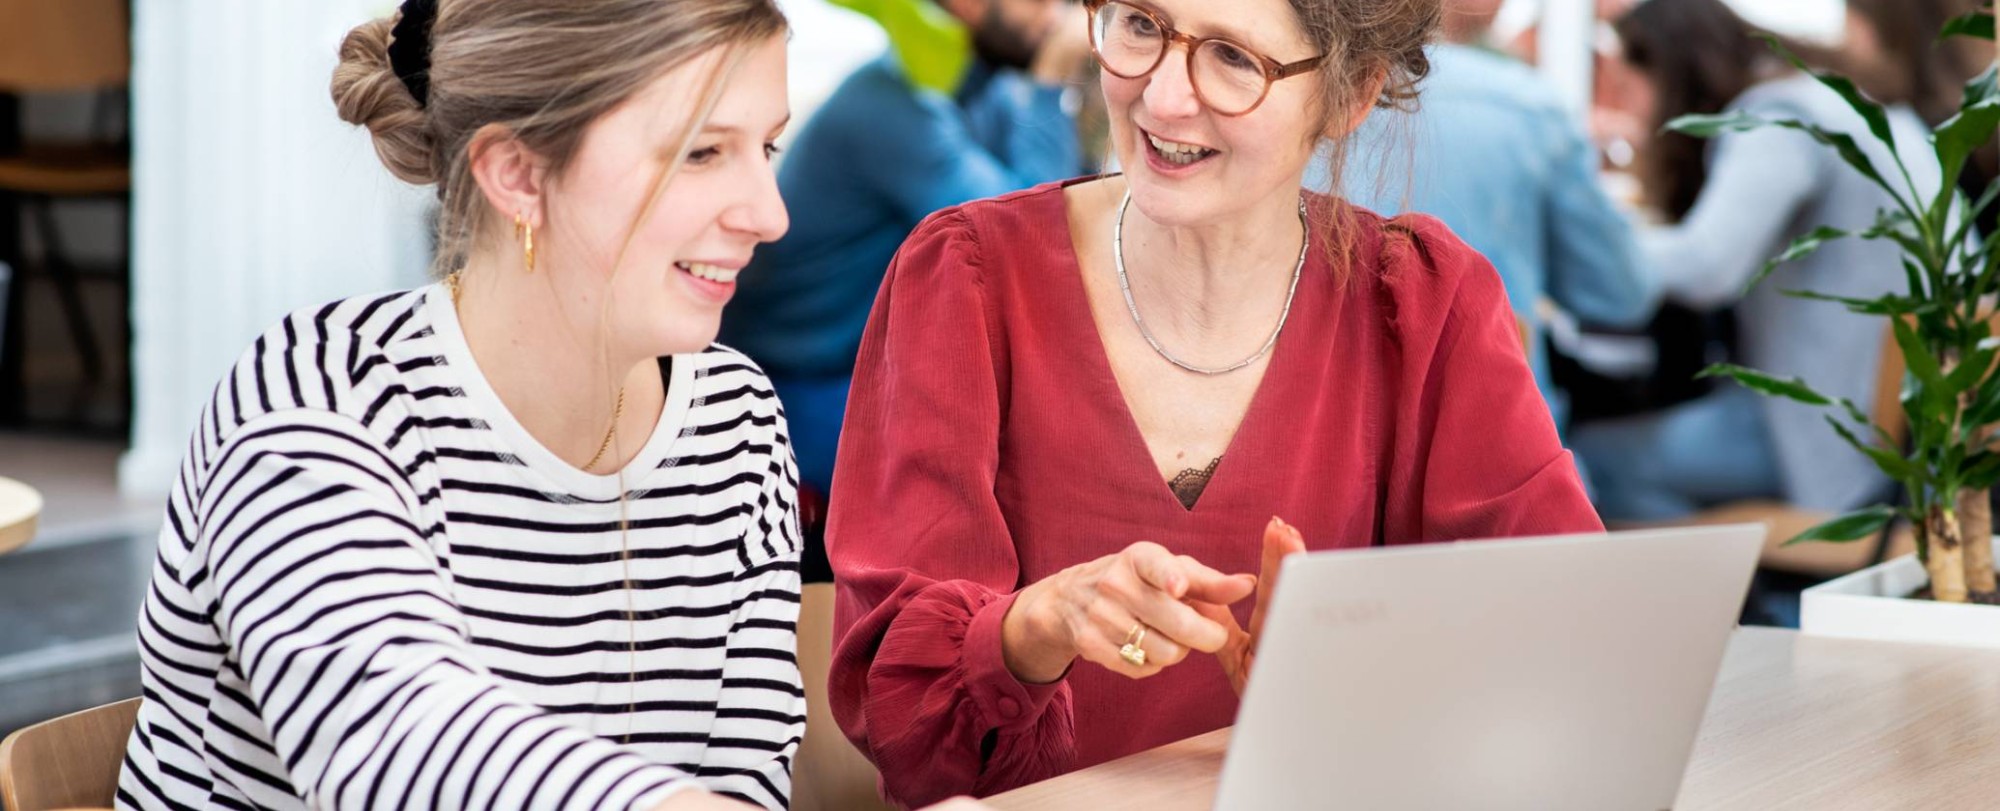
[0, 474, 40, 555]
[0, 697, 140, 811]
[0, 0, 132, 422]
[792, 582, 893, 811]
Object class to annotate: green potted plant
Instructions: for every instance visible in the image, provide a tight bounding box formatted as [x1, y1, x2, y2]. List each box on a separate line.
[1667, 8, 2000, 639]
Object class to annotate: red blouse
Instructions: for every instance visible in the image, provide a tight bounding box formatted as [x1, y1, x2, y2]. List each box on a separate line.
[826, 180, 1602, 807]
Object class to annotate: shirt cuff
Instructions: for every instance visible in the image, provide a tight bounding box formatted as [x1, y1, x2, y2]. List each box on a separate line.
[962, 591, 1066, 731]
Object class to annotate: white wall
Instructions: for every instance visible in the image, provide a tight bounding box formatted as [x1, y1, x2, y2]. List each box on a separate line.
[121, 1, 431, 498]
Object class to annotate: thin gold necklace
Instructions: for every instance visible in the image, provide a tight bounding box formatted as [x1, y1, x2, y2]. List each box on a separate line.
[447, 271, 628, 472]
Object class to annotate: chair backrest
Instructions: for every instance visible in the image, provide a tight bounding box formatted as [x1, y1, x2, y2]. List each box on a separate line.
[0, 697, 140, 811]
[0, 0, 131, 93]
[791, 583, 893, 811]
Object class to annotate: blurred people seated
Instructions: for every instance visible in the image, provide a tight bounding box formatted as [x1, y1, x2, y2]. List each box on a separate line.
[718, 0, 1090, 528]
[1314, 0, 1658, 441]
[1571, 0, 1951, 521]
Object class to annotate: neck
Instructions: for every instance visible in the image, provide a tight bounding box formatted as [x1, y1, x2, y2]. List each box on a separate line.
[450, 250, 663, 472]
[1118, 180, 1305, 350]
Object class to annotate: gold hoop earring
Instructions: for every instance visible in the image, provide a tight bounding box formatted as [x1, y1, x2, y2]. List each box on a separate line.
[515, 212, 537, 274]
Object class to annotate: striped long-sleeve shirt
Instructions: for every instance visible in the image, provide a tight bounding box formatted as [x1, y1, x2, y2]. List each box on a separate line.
[117, 286, 805, 811]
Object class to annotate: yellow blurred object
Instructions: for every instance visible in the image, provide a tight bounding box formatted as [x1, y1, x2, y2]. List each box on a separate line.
[830, 0, 974, 94]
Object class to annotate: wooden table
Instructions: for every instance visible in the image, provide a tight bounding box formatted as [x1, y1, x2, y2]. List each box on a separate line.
[0, 475, 41, 555]
[987, 627, 2000, 810]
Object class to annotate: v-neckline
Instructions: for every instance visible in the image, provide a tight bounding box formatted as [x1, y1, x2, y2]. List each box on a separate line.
[1049, 176, 1299, 515]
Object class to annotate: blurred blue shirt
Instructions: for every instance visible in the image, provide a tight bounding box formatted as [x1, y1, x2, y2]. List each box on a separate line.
[719, 52, 1082, 496]
[1311, 43, 1658, 431]
[721, 54, 1083, 380]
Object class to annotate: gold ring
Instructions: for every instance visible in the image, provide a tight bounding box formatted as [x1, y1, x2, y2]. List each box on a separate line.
[1119, 623, 1149, 667]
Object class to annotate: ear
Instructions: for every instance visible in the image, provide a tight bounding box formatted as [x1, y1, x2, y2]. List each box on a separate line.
[1322, 65, 1390, 141]
[467, 123, 551, 230]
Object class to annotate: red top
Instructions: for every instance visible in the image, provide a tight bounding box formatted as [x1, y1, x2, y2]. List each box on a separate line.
[827, 180, 1602, 807]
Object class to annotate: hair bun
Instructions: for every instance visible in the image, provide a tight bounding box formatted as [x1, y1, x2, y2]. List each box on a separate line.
[331, 16, 437, 185]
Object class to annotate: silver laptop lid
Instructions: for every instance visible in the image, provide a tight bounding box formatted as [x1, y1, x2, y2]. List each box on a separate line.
[1215, 525, 1764, 811]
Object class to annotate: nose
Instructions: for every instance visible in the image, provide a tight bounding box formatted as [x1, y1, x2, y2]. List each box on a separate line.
[1142, 44, 1202, 121]
[722, 153, 789, 243]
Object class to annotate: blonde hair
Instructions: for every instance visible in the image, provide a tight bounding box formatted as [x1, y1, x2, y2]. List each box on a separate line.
[331, 0, 789, 276]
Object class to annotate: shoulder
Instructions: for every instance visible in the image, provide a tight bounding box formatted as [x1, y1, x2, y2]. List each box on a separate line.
[1730, 74, 1847, 124]
[685, 344, 791, 449]
[888, 179, 1072, 287]
[1351, 207, 1510, 339]
[194, 288, 438, 475]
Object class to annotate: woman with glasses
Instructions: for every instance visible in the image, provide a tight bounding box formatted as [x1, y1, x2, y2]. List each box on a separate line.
[826, 0, 1603, 805]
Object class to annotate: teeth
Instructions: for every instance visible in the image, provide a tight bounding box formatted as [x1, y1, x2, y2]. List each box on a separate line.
[678, 262, 740, 284]
[1147, 133, 1213, 165]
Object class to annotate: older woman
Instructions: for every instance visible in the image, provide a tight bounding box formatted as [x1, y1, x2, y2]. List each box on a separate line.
[826, 0, 1603, 805]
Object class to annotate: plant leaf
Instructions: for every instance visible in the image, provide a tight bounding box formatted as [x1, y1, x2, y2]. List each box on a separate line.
[1782, 506, 1896, 546]
[1948, 342, 1999, 394]
[1748, 226, 1849, 292]
[1895, 316, 1948, 391]
[1669, 111, 1915, 217]
[1904, 258, 1931, 299]
[1942, 10, 1996, 41]
[1968, 366, 2000, 427]
[1825, 415, 1925, 480]
[1965, 452, 2000, 490]
[1968, 63, 2000, 111]
[1763, 34, 1900, 156]
[1664, 110, 1765, 138]
[1936, 100, 2000, 196]
[1777, 289, 1936, 316]
[1697, 363, 1833, 406]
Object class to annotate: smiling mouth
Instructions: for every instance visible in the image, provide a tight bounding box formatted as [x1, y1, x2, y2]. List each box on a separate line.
[1146, 131, 1218, 166]
[674, 262, 740, 284]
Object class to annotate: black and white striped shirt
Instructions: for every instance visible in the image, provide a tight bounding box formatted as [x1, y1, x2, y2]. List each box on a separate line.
[118, 287, 805, 811]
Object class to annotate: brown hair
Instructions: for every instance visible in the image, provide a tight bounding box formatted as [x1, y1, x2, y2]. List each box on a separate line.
[330, 0, 789, 276]
[1842, 0, 1987, 126]
[1288, 0, 1442, 268]
[1613, 0, 1770, 221]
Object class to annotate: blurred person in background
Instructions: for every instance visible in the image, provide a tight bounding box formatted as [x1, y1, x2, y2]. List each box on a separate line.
[718, 0, 1092, 561]
[1571, 0, 1954, 522]
[1316, 0, 1659, 447]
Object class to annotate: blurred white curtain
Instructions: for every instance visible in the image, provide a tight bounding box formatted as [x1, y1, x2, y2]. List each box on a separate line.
[121, 1, 431, 498]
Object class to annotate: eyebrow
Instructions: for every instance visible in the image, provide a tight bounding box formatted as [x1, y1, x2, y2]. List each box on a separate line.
[700, 114, 793, 137]
[1136, 0, 1299, 60]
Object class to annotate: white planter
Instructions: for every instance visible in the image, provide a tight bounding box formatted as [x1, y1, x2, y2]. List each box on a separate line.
[1801, 537, 2000, 648]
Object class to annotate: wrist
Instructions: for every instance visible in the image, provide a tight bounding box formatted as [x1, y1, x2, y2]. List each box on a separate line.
[1000, 581, 1074, 684]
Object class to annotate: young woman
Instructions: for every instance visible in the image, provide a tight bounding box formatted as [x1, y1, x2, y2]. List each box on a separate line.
[827, 0, 1603, 805]
[117, 1, 818, 808]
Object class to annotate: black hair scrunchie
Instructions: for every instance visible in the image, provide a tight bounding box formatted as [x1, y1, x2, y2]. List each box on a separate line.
[387, 0, 439, 107]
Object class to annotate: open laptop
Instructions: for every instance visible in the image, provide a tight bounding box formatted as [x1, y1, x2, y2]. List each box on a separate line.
[1214, 524, 1764, 811]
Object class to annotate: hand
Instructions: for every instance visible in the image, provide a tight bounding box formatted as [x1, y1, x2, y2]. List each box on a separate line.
[1029, 3, 1094, 85]
[1003, 541, 1257, 683]
[1198, 517, 1307, 696]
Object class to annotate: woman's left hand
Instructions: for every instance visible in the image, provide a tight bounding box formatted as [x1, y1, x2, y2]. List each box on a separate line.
[1198, 517, 1307, 695]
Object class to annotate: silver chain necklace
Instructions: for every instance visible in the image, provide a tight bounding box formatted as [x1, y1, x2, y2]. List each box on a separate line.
[1113, 190, 1308, 376]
